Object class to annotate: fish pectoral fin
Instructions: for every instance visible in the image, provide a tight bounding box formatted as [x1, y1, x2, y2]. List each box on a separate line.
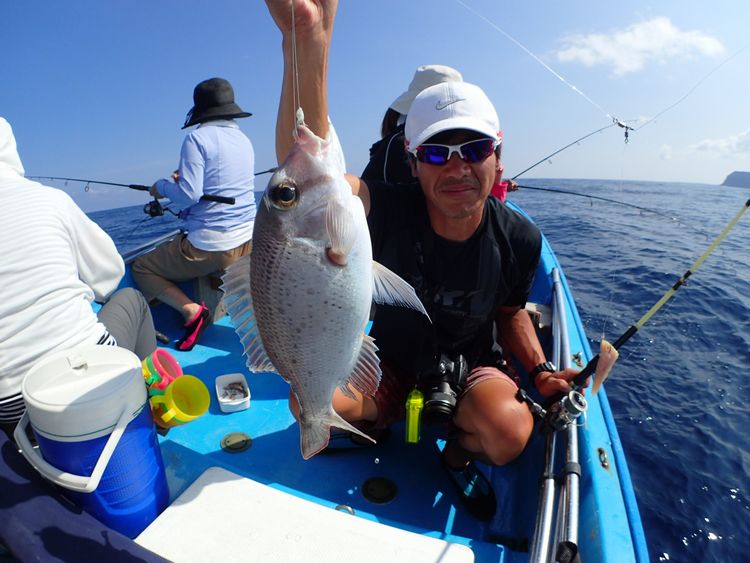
[221, 253, 252, 296]
[592, 339, 620, 395]
[221, 254, 278, 374]
[325, 198, 355, 265]
[340, 333, 381, 397]
[372, 261, 431, 320]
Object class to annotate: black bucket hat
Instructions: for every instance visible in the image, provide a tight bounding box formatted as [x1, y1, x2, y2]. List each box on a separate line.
[182, 77, 252, 129]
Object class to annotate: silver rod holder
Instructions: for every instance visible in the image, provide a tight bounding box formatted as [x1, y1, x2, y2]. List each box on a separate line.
[550, 268, 580, 559]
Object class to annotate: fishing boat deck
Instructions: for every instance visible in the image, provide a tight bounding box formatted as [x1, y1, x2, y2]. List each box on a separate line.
[118, 205, 646, 561]
[138, 297, 527, 560]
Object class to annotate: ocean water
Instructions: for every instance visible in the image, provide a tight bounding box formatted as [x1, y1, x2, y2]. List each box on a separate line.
[90, 179, 750, 562]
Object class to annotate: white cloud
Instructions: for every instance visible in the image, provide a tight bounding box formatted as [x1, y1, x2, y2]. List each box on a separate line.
[659, 144, 672, 160]
[690, 129, 750, 156]
[555, 17, 724, 77]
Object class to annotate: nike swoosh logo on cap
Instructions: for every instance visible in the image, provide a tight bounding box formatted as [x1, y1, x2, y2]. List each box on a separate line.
[435, 97, 466, 111]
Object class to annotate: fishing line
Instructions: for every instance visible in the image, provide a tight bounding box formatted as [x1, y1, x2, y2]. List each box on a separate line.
[516, 44, 747, 183]
[633, 43, 749, 133]
[454, 0, 618, 124]
[593, 142, 637, 344]
[290, 0, 302, 134]
[507, 39, 744, 179]
[510, 124, 617, 180]
[514, 183, 718, 239]
[558, 196, 750, 396]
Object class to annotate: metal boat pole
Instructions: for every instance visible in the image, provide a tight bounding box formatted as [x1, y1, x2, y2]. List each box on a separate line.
[528, 271, 565, 562]
[550, 268, 580, 561]
[529, 431, 557, 562]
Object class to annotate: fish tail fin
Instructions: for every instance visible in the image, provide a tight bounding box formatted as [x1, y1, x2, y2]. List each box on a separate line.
[299, 412, 376, 459]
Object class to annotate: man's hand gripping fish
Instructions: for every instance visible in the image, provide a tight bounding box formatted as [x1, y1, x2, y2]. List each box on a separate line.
[222, 117, 428, 459]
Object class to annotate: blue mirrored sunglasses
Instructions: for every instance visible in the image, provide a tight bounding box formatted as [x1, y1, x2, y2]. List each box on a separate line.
[411, 138, 500, 165]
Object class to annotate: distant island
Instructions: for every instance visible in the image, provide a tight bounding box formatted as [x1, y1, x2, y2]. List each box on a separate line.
[721, 171, 750, 188]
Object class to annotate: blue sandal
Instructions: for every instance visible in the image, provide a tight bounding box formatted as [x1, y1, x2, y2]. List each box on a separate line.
[442, 452, 497, 521]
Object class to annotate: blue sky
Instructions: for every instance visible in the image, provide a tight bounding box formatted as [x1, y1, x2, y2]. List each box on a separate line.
[2, 0, 749, 211]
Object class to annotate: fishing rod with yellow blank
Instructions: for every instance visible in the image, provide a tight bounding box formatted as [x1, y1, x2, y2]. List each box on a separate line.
[544, 196, 750, 414]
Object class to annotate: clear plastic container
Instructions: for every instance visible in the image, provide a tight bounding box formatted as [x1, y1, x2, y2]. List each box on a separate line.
[215, 373, 251, 413]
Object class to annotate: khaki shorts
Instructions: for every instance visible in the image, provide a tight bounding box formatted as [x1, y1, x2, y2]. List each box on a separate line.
[131, 234, 251, 302]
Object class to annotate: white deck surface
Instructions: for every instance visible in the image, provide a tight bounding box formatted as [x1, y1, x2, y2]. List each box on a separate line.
[136, 466, 474, 562]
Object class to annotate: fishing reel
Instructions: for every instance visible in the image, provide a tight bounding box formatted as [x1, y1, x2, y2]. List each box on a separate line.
[516, 388, 588, 433]
[143, 198, 168, 218]
[543, 390, 587, 433]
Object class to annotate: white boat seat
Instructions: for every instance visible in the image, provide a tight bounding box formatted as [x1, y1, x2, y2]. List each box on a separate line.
[136, 466, 474, 563]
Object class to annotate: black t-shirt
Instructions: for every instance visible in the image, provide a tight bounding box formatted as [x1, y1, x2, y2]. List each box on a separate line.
[367, 181, 541, 375]
[361, 125, 416, 185]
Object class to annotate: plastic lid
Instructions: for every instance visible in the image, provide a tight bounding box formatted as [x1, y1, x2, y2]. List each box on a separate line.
[22, 346, 146, 439]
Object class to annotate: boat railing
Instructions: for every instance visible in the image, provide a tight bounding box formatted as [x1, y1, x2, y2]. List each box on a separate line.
[529, 267, 580, 562]
[552, 268, 581, 559]
[120, 229, 183, 265]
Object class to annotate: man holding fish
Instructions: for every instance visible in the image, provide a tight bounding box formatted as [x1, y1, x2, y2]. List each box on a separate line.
[260, 0, 580, 520]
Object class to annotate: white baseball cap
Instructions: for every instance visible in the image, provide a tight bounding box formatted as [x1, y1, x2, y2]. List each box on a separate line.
[405, 82, 501, 150]
[389, 65, 464, 115]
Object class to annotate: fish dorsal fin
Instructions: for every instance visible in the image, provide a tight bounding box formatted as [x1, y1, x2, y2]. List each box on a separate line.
[339, 333, 381, 399]
[372, 261, 430, 320]
[221, 254, 278, 375]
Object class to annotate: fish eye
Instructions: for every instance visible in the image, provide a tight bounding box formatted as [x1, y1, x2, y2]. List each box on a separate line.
[268, 182, 298, 209]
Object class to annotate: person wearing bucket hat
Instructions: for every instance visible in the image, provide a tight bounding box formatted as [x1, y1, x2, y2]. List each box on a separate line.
[0, 117, 158, 441]
[265, 0, 581, 522]
[362, 64, 463, 184]
[132, 77, 257, 352]
[181, 77, 253, 129]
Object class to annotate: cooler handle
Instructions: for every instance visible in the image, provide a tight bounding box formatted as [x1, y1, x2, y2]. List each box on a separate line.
[14, 407, 131, 492]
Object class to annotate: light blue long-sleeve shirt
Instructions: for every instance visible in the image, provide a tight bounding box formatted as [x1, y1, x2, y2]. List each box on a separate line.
[155, 120, 256, 251]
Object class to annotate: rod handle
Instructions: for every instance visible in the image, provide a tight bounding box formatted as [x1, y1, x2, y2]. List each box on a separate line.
[200, 194, 235, 205]
[129, 184, 234, 204]
[543, 354, 599, 407]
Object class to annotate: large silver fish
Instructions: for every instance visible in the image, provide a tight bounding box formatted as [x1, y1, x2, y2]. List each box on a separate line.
[222, 120, 427, 459]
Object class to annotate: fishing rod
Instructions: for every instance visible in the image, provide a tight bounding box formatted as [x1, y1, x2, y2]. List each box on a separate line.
[510, 123, 620, 181]
[547, 196, 750, 406]
[27, 176, 235, 205]
[255, 167, 277, 176]
[514, 183, 682, 224]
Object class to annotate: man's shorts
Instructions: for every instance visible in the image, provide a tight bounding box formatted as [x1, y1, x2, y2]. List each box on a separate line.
[372, 361, 518, 429]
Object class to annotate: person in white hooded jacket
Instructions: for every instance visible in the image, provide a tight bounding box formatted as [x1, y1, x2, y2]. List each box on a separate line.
[0, 117, 157, 439]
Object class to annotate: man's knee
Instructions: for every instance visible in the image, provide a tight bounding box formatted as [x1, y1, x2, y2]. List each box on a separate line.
[113, 287, 145, 305]
[479, 401, 534, 466]
[131, 256, 147, 276]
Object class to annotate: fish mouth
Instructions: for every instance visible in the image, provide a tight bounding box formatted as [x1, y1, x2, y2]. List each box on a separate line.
[294, 124, 329, 156]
